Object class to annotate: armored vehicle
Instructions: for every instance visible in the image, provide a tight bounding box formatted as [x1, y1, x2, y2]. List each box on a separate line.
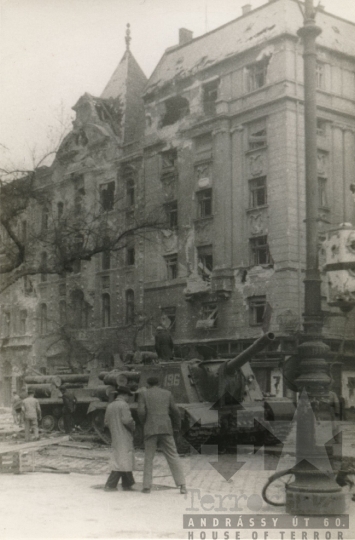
[24, 372, 108, 433]
[88, 333, 295, 450]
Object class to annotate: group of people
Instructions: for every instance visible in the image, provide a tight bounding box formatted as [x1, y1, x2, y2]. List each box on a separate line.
[12, 390, 42, 442]
[104, 376, 187, 494]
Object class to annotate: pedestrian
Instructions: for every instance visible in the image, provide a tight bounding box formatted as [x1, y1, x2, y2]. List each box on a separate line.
[154, 326, 174, 360]
[61, 386, 78, 435]
[104, 386, 136, 492]
[22, 390, 42, 442]
[11, 391, 23, 426]
[138, 376, 186, 494]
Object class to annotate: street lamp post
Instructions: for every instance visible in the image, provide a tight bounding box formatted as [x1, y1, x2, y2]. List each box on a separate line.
[285, 0, 345, 514]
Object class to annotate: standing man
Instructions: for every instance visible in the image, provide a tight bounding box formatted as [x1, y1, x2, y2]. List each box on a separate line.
[12, 391, 23, 426]
[154, 326, 174, 361]
[138, 376, 186, 494]
[61, 386, 77, 435]
[22, 390, 41, 441]
[104, 386, 136, 491]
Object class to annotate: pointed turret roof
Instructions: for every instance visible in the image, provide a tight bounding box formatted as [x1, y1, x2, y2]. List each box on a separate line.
[101, 24, 147, 144]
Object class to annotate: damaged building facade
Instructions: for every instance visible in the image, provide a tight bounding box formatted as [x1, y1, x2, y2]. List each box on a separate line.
[1, 0, 355, 408]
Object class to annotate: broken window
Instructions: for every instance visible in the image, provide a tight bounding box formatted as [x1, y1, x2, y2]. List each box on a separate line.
[20, 310, 27, 335]
[102, 293, 111, 327]
[39, 304, 48, 335]
[122, 166, 136, 208]
[248, 119, 267, 150]
[21, 220, 27, 242]
[249, 296, 266, 326]
[24, 276, 33, 294]
[125, 289, 135, 325]
[57, 202, 64, 218]
[247, 58, 269, 92]
[250, 236, 270, 266]
[165, 200, 178, 229]
[161, 149, 177, 170]
[59, 300, 67, 326]
[102, 250, 111, 270]
[59, 282, 66, 297]
[100, 181, 115, 211]
[126, 237, 135, 266]
[197, 189, 212, 218]
[203, 80, 219, 115]
[197, 245, 213, 282]
[318, 177, 328, 208]
[161, 307, 176, 332]
[41, 207, 49, 233]
[101, 276, 110, 289]
[316, 62, 325, 89]
[165, 254, 178, 280]
[201, 303, 218, 328]
[72, 174, 85, 213]
[249, 176, 267, 207]
[3, 311, 11, 337]
[161, 96, 190, 127]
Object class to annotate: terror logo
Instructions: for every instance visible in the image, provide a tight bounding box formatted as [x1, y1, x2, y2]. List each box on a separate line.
[185, 489, 263, 512]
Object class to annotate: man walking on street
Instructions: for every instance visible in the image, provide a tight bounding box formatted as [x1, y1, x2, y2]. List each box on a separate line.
[138, 376, 186, 494]
[22, 390, 41, 441]
[104, 386, 136, 491]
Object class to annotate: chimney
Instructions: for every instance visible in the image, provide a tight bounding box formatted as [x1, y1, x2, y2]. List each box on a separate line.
[242, 4, 252, 14]
[179, 28, 193, 45]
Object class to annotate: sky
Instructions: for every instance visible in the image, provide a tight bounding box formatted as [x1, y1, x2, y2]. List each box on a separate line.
[1, 0, 355, 170]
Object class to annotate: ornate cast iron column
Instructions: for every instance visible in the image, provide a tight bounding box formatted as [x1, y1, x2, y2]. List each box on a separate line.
[285, 0, 345, 514]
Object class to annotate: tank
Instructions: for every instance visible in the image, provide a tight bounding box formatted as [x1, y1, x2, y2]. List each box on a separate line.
[87, 333, 296, 450]
[24, 372, 108, 433]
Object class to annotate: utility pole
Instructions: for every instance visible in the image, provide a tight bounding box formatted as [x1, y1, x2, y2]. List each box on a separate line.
[285, 0, 345, 514]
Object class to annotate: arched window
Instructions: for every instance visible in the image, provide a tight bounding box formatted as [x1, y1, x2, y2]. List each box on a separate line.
[102, 293, 111, 327]
[40, 304, 48, 335]
[71, 290, 88, 328]
[125, 289, 135, 325]
[59, 300, 67, 326]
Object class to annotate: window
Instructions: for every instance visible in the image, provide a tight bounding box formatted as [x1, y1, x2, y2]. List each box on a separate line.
[202, 303, 218, 328]
[100, 182, 115, 211]
[248, 121, 267, 150]
[317, 119, 326, 137]
[125, 289, 135, 325]
[40, 252, 47, 282]
[73, 174, 85, 213]
[126, 177, 135, 207]
[21, 220, 27, 242]
[3, 311, 11, 337]
[161, 149, 177, 170]
[126, 246, 135, 266]
[161, 96, 190, 127]
[249, 177, 267, 208]
[39, 304, 48, 335]
[20, 310, 27, 334]
[247, 58, 269, 92]
[197, 245, 213, 282]
[102, 293, 111, 327]
[249, 296, 266, 326]
[57, 202, 64, 218]
[318, 177, 328, 208]
[195, 133, 213, 153]
[59, 300, 67, 326]
[203, 80, 219, 115]
[24, 276, 33, 294]
[59, 282, 66, 297]
[122, 166, 136, 208]
[250, 236, 270, 266]
[101, 276, 110, 289]
[197, 189, 212, 218]
[316, 62, 324, 89]
[102, 250, 111, 270]
[71, 290, 88, 329]
[41, 207, 49, 232]
[161, 307, 176, 331]
[165, 254, 178, 280]
[165, 201, 178, 229]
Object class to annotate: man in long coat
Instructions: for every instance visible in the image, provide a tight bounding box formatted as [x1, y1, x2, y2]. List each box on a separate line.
[154, 326, 174, 360]
[138, 376, 186, 494]
[104, 386, 136, 491]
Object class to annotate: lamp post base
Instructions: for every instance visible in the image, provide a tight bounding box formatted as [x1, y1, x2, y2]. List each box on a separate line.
[286, 476, 345, 515]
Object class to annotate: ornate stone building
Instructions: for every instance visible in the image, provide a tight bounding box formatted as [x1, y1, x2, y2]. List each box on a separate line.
[1, 0, 355, 407]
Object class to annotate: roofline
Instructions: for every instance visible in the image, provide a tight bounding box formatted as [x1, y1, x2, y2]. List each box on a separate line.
[161, 0, 355, 59]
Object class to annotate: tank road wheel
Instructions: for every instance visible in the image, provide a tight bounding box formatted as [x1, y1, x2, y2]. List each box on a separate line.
[41, 415, 57, 432]
[57, 416, 66, 433]
[78, 416, 92, 433]
[92, 410, 111, 445]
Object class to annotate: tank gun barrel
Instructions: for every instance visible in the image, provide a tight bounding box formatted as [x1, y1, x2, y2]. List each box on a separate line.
[225, 333, 275, 375]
